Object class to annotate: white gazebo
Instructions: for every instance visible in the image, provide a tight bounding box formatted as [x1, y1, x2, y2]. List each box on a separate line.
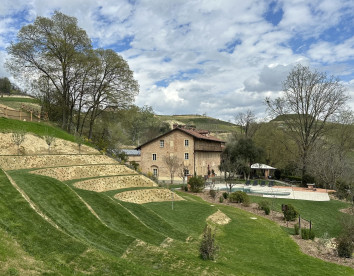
[251, 163, 276, 179]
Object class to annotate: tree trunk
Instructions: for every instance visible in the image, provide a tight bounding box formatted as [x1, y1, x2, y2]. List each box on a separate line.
[301, 150, 308, 187]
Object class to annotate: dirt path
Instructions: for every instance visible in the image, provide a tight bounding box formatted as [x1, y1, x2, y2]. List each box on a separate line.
[192, 190, 354, 269]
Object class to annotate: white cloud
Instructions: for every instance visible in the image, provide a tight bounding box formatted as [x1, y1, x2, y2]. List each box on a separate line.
[0, 0, 354, 121]
[308, 37, 354, 63]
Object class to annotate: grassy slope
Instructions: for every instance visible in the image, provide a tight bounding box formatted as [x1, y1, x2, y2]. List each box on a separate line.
[0, 97, 39, 104]
[249, 196, 351, 237]
[1, 169, 353, 275]
[0, 97, 40, 111]
[157, 114, 239, 132]
[9, 171, 135, 255]
[0, 117, 87, 144]
[124, 194, 353, 275]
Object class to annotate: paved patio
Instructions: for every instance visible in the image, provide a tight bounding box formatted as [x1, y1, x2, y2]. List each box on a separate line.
[206, 183, 330, 201]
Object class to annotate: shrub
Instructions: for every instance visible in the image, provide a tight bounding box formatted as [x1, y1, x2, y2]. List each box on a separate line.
[337, 237, 353, 258]
[335, 180, 353, 201]
[219, 196, 224, 203]
[263, 206, 270, 215]
[258, 200, 270, 215]
[309, 230, 316, 240]
[301, 229, 315, 240]
[282, 204, 298, 221]
[188, 176, 205, 193]
[209, 189, 216, 200]
[294, 224, 299, 235]
[200, 225, 219, 260]
[229, 191, 249, 205]
[258, 200, 270, 210]
[242, 195, 250, 207]
[222, 192, 228, 199]
[274, 169, 281, 179]
[301, 229, 309, 240]
[303, 174, 315, 185]
[337, 217, 354, 258]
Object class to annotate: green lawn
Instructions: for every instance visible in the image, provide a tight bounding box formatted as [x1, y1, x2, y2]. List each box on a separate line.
[1, 169, 353, 275]
[0, 117, 91, 144]
[249, 196, 351, 237]
[157, 114, 239, 132]
[0, 97, 39, 104]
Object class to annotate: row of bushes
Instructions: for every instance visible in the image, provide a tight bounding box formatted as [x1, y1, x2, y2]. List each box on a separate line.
[294, 225, 316, 240]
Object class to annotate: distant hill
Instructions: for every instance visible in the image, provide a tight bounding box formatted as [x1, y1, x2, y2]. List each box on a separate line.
[157, 114, 240, 141]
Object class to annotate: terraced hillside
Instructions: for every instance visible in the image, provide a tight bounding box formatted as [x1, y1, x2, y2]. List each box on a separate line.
[0, 119, 353, 275]
[157, 114, 239, 141]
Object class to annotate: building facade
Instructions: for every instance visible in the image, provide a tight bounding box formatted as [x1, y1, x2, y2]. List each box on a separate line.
[136, 125, 225, 181]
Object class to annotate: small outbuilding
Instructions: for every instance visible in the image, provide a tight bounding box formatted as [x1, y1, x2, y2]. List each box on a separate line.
[251, 163, 276, 179]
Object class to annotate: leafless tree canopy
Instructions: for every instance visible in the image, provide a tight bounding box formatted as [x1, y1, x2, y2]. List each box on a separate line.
[163, 155, 181, 185]
[235, 110, 258, 138]
[266, 64, 349, 184]
[11, 131, 26, 155]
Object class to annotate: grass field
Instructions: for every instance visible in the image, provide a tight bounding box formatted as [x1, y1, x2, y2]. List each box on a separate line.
[157, 114, 239, 133]
[0, 97, 39, 104]
[0, 96, 41, 113]
[1, 168, 353, 275]
[0, 117, 88, 144]
[249, 196, 351, 237]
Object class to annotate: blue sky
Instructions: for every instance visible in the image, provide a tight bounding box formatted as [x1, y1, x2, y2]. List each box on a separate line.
[1, 0, 354, 122]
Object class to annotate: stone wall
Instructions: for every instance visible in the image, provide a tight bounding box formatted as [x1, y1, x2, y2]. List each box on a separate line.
[74, 175, 157, 192]
[114, 188, 184, 204]
[0, 154, 114, 170]
[31, 164, 137, 181]
[140, 130, 194, 179]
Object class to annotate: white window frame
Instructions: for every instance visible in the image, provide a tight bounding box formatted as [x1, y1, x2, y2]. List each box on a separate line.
[153, 168, 158, 177]
[184, 139, 189, 146]
[184, 153, 189, 160]
[152, 153, 157, 160]
[184, 169, 189, 176]
[160, 140, 164, 148]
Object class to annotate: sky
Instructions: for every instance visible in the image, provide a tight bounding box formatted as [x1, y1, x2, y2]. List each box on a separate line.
[1, 0, 354, 122]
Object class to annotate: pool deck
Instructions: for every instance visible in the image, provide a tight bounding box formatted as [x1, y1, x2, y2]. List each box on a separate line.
[206, 184, 332, 201]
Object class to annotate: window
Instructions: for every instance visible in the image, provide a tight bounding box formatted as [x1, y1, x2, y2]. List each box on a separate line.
[184, 169, 189, 176]
[184, 153, 189, 160]
[160, 140, 164, 147]
[184, 139, 189, 146]
[152, 153, 157, 160]
[153, 168, 158, 177]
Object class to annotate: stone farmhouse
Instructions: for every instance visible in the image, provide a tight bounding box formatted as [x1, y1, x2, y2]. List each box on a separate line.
[136, 125, 225, 181]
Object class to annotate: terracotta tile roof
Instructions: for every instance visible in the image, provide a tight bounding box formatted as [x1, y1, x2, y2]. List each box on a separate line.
[136, 127, 224, 149]
[177, 127, 224, 143]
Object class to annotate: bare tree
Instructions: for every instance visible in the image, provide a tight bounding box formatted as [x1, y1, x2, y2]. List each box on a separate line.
[11, 131, 26, 155]
[74, 131, 84, 154]
[235, 109, 258, 138]
[44, 134, 56, 154]
[266, 64, 349, 185]
[308, 110, 354, 189]
[163, 155, 181, 185]
[178, 165, 189, 184]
